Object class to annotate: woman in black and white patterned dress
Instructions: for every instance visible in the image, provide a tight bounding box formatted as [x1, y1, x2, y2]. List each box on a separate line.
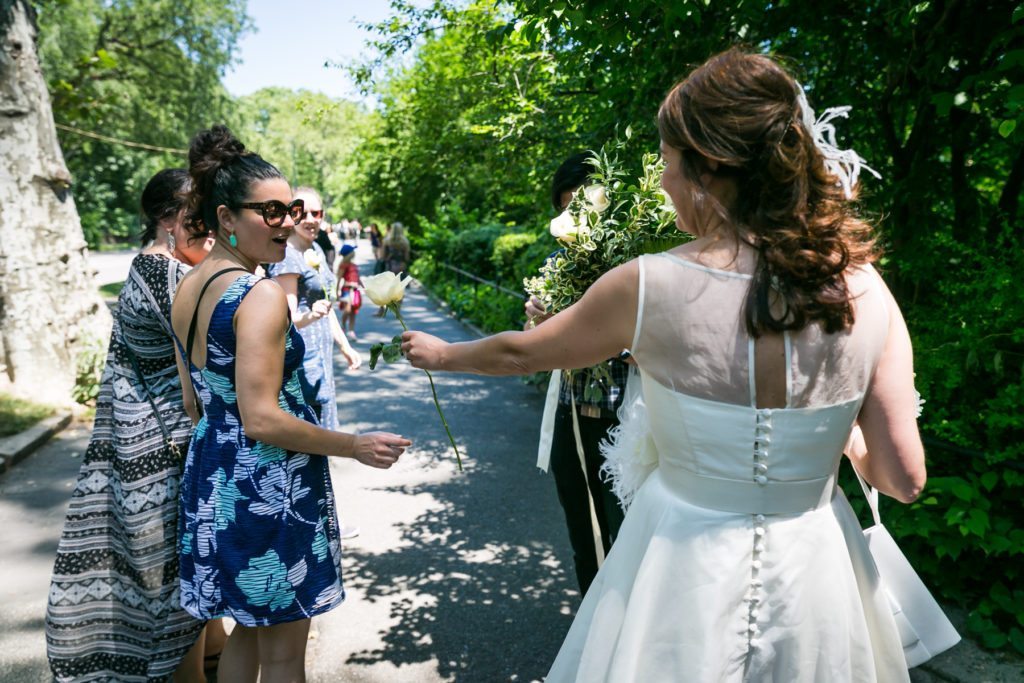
[45, 169, 216, 682]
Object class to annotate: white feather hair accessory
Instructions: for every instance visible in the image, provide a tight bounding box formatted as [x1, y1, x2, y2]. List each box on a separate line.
[795, 84, 882, 199]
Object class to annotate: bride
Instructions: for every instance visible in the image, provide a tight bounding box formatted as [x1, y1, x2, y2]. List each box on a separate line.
[403, 48, 925, 681]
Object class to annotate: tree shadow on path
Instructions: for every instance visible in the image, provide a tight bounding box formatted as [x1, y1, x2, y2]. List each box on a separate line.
[336, 281, 580, 682]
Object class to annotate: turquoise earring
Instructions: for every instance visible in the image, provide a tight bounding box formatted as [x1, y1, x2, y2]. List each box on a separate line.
[228, 232, 238, 248]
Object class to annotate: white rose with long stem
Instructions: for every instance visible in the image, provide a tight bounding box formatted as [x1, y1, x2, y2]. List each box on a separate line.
[363, 272, 463, 471]
[363, 271, 413, 307]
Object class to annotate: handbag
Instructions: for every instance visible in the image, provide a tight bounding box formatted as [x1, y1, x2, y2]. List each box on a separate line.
[854, 469, 960, 667]
[124, 344, 183, 463]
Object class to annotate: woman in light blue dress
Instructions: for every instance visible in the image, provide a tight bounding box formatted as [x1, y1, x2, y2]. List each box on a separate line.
[267, 186, 360, 431]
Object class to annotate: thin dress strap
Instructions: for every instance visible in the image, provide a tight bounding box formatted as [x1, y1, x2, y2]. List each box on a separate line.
[185, 267, 250, 368]
[747, 338, 757, 408]
[630, 254, 646, 353]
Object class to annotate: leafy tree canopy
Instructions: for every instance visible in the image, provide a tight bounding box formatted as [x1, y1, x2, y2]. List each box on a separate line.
[234, 87, 374, 222]
[32, 0, 249, 244]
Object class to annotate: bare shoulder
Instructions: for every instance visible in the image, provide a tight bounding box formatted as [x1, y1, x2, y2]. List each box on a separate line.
[848, 262, 894, 304]
[608, 258, 640, 281]
[171, 266, 204, 329]
[238, 277, 287, 311]
[175, 262, 202, 291]
[236, 277, 289, 330]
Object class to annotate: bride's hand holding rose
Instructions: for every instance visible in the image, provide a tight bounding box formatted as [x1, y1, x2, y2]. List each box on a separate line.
[401, 331, 449, 371]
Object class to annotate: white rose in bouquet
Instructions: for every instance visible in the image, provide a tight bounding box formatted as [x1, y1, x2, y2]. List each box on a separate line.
[659, 189, 676, 213]
[550, 210, 590, 243]
[584, 184, 611, 213]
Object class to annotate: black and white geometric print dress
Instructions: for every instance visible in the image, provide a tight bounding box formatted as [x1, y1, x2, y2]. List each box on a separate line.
[45, 253, 204, 682]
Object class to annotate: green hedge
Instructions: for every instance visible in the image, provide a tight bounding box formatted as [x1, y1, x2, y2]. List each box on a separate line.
[881, 228, 1024, 653]
[412, 221, 560, 334]
[411, 253, 525, 334]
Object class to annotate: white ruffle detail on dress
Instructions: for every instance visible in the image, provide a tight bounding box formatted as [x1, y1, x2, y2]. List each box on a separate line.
[599, 368, 657, 511]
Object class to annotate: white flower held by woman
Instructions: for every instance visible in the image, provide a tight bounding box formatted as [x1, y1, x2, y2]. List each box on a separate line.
[303, 248, 332, 301]
[303, 248, 322, 270]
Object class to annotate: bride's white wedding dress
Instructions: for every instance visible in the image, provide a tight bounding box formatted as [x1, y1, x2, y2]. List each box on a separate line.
[546, 252, 910, 682]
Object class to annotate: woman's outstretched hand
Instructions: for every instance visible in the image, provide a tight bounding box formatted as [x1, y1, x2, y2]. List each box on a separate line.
[401, 331, 448, 370]
[352, 431, 411, 469]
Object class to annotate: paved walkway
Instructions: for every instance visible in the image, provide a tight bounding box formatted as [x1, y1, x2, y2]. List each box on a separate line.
[0, 243, 576, 682]
[303, 247, 575, 682]
[1, 243, 1020, 682]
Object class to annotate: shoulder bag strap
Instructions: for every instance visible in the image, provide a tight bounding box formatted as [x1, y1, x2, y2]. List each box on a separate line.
[123, 342, 182, 460]
[853, 465, 883, 527]
[130, 257, 177, 338]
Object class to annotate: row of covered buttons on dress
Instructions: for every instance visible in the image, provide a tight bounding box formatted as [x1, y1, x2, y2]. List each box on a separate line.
[747, 410, 772, 651]
[746, 513, 767, 650]
[753, 408, 772, 485]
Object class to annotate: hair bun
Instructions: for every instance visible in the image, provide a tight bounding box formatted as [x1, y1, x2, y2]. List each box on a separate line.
[182, 125, 282, 239]
[188, 124, 246, 169]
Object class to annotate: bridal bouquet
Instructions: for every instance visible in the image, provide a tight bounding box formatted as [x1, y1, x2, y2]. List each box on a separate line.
[524, 133, 688, 400]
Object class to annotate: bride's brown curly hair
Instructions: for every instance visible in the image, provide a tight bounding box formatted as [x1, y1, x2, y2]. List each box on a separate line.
[657, 48, 878, 336]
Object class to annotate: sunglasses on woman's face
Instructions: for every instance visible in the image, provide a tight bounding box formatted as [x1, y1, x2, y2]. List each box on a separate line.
[234, 199, 305, 227]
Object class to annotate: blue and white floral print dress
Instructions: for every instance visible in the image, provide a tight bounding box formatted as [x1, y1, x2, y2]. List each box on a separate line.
[176, 274, 344, 626]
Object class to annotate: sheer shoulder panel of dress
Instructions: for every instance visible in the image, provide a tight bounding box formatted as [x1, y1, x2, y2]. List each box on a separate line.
[630, 252, 890, 409]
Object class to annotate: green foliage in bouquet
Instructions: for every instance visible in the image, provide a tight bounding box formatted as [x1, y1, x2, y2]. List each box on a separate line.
[523, 133, 687, 314]
[523, 132, 689, 402]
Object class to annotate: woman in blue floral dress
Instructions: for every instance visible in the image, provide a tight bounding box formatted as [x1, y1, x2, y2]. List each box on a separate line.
[170, 125, 411, 682]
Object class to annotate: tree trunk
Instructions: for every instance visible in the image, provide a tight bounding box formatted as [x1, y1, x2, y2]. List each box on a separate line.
[0, 0, 111, 404]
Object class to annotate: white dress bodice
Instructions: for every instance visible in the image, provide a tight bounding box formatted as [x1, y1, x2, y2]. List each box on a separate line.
[646, 376, 860, 515]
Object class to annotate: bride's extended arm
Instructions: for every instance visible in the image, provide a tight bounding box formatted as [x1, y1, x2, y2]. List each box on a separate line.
[403, 260, 639, 376]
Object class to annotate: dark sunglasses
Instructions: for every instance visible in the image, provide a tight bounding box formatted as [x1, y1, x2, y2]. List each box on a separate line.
[300, 209, 324, 220]
[234, 199, 305, 227]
